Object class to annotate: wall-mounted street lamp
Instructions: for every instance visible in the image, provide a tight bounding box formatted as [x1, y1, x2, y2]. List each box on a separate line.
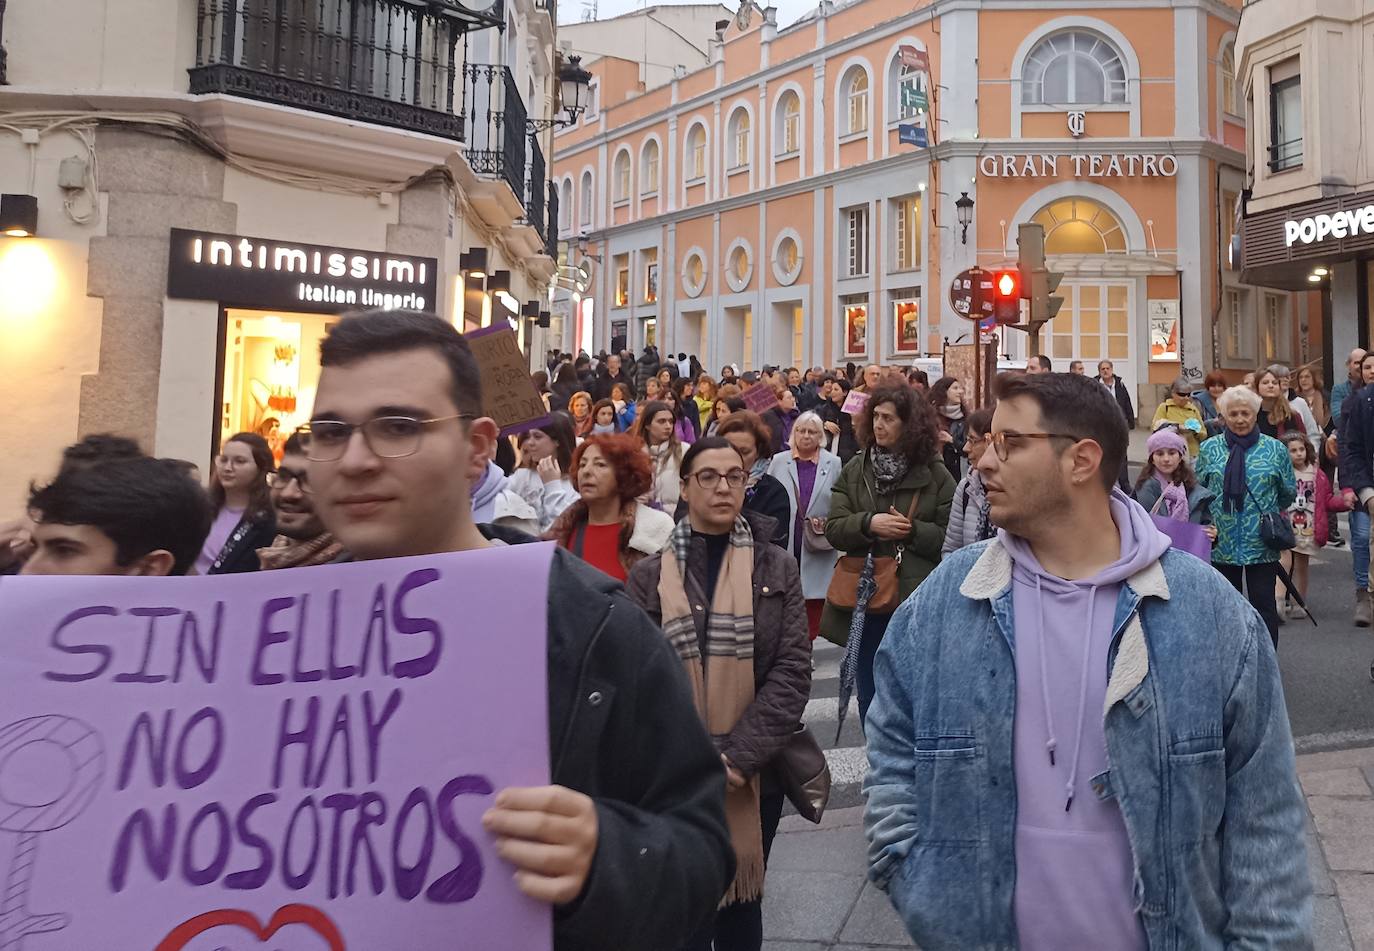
[955, 192, 974, 246]
[460, 247, 488, 279]
[0, 194, 38, 237]
[528, 55, 594, 132]
[488, 269, 511, 293]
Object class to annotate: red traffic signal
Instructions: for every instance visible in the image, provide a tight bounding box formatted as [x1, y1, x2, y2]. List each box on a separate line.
[992, 269, 1022, 324]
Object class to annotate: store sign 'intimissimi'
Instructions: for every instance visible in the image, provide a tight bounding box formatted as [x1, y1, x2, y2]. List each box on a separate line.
[978, 153, 1179, 178]
[166, 228, 439, 313]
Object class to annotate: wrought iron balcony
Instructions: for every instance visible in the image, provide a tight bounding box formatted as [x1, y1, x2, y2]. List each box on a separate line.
[189, 0, 501, 140]
[525, 135, 547, 242]
[546, 180, 559, 260]
[461, 63, 526, 201]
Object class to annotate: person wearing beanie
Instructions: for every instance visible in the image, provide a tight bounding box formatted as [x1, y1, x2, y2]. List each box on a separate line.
[1133, 427, 1216, 533]
[1151, 377, 1207, 456]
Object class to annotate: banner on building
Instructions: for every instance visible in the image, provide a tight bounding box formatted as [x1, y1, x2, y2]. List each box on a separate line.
[0, 546, 556, 950]
[1148, 300, 1181, 362]
[898, 123, 929, 148]
[843, 303, 869, 357]
[899, 45, 929, 72]
[893, 300, 920, 354]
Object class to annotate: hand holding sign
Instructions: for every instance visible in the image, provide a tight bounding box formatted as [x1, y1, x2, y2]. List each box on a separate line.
[483, 785, 599, 906]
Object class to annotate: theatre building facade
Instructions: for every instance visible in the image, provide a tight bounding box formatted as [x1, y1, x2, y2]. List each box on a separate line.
[0, 0, 563, 519]
[552, 0, 1305, 413]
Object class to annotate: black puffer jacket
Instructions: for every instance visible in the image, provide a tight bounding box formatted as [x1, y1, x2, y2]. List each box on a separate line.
[481, 526, 734, 950]
[624, 513, 811, 784]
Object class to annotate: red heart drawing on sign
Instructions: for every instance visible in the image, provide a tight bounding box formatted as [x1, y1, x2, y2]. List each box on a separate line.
[154, 904, 346, 951]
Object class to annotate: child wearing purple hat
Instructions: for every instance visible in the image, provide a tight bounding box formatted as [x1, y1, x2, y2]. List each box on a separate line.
[1133, 427, 1217, 539]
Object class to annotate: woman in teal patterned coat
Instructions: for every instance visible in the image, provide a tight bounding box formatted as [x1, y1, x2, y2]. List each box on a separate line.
[1196, 384, 1295, 647]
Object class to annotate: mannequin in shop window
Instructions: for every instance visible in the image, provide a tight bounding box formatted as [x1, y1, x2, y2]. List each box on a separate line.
[197, 433, 277, 575]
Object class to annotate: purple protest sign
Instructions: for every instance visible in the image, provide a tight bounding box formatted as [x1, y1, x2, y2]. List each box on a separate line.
[740, 384, 780, 415]
[841, 390, 870, 416]
[0, 544, 554, 951]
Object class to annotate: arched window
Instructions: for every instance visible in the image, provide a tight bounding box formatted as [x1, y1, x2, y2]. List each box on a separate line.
[728, 108, 751, 170]
[641, 140, 660, 196]
[559, 178, 573, 232]
[1219, 42, 1240, 117]
[685, 124, 707, 181]
[1031, 197, 1127, 254]
[776, 91, 801, 156]
[892, 60, 928, 121]
[612, 151, 631, 203]
[1021, 31, 1128, 105]
[579, 171, 593, 227]
[843, 68, 869, 134]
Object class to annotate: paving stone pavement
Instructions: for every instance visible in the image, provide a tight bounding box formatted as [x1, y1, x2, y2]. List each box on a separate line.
[762, 740, 1374, 949]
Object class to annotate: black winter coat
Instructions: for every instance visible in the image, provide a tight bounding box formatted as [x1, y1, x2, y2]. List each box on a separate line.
[207, 511, 276, 574]
[1341, 385, 1374, 497]
[482, 526, 734, 949]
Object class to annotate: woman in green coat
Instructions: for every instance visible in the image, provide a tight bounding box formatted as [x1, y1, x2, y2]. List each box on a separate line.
[821, 385, 955, 725]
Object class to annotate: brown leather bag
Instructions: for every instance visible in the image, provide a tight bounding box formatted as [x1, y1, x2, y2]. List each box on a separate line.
[825, 488, 921, 614]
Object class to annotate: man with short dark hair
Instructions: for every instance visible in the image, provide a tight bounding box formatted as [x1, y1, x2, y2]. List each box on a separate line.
[1069, 360, 1085, 375]
[1026, 354, 1053, 374]
[866, 372, 1310, 950]
[591, 352, 628, 401]
[257, 433, 344, 570]
[302, 309, 733, 948]
[22, 454, 212, 577]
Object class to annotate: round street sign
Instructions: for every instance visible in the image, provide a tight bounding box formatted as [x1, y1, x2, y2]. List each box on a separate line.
[949, 267, 996, 322]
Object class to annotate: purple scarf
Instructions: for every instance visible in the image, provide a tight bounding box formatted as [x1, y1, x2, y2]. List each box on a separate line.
[1153, 473, 1190, 522]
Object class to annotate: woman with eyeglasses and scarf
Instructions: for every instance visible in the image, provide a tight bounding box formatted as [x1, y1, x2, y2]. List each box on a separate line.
[625, 436, 810, 951]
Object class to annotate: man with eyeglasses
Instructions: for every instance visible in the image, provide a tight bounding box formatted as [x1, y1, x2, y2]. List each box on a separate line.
[298, 309, 733, 949]
[625, 435, 809, 951]
[256, 432, 344, 570]
[865, 372, 1310, 949]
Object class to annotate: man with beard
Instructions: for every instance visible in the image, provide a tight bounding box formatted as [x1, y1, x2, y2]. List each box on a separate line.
[864, 372, 1310, 950]
[257, 433, 345, 569]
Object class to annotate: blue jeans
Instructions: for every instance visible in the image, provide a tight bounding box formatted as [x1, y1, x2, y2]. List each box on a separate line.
[857, 611, 895, 727]
[1352, 510, 1370, 589]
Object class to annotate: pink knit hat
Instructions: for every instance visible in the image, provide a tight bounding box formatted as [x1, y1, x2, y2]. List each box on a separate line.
[1146, 427, 1188, 456]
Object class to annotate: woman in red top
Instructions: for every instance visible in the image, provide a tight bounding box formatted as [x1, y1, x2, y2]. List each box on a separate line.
[544, 434, 674, 580]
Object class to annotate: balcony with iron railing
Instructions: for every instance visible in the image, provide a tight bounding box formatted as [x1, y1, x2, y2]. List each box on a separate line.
[461, 62, 527, 202]
[525, 133, 547, 243]
[546, 180, 559, 260]
[190, 0, 509, 141]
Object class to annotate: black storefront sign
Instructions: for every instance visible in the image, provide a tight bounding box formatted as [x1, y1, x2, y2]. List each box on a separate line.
[1240, 190, 1374, 290]
[166, 228, 440, 314]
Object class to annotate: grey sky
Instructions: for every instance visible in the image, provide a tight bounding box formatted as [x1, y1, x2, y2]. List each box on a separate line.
[559, 0, 820, 32]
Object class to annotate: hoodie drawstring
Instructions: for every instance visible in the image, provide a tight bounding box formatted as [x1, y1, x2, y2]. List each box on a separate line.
[1035, 575, 1099, 813]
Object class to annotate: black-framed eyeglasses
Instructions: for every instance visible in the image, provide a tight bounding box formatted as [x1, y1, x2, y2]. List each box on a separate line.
[687, 468, 748, 490]
[266, 469, 310, 493]
[297, 414, 472, 462]
[989, 430, 1082, 462]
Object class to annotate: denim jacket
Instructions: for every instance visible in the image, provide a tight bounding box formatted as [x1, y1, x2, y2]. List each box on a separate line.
[864, 538, 1312, 951]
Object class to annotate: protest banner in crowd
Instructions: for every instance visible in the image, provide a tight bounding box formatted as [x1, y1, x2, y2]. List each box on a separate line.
[0, 544, 555, 950]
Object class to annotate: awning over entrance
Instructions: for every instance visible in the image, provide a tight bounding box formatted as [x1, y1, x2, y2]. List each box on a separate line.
[1241, 189, 1374, 290]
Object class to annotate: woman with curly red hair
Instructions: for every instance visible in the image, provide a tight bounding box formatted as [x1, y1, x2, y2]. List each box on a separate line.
[544, 433, 674, 580]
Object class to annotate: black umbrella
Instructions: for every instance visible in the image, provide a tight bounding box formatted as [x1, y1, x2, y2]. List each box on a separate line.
[1275, 562, 1317, 626]
[836, 552, 878, 742]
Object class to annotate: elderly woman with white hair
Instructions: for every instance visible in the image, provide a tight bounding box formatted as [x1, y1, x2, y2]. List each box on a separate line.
[1196, 384, 1296, 648]
[766, 410, 843, 639]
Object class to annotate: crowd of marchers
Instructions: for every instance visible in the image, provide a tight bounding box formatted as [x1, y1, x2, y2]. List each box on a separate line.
[0, 311, 1326, 949]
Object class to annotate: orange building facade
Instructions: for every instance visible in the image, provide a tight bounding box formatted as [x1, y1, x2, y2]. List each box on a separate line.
[550, 0, 1305, 410]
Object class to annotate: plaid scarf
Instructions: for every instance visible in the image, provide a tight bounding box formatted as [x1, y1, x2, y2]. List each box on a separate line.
[656, 515, 763, 906]
[256, 533, 344, 571]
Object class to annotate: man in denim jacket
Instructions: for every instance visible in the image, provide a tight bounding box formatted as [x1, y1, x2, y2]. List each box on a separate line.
[864, 372, 1311, 950]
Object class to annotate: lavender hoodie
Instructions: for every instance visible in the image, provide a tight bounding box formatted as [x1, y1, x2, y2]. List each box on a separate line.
[1001, 490, 1170, 951]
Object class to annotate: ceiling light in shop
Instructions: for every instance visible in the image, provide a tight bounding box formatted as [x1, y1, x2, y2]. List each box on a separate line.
[1308, 273, 1323, 283]
[1313, 267, 1329, 277]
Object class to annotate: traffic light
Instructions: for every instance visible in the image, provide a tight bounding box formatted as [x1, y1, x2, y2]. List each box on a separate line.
[992, 268, 1021, 324]
[1017, 223, 1065, 323]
